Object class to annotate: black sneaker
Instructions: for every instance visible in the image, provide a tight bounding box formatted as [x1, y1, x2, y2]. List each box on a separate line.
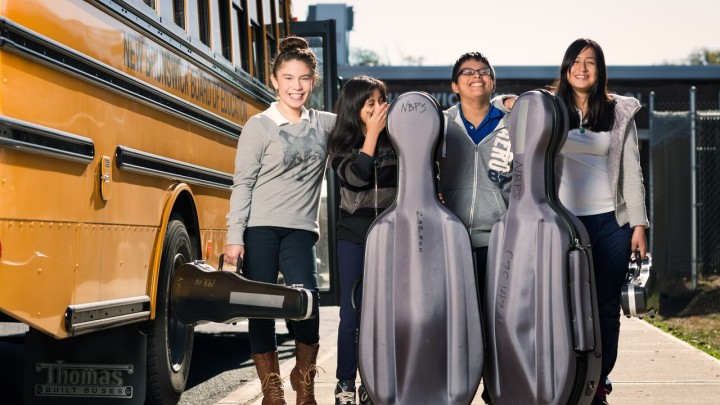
[358, 384, 373, 405]
[334, 380, 356, 405]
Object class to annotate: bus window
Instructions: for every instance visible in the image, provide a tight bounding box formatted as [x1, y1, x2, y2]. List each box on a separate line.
[304, 35, 327, 111]
[198, 0, 210, 47]
[290, 18, 342, 305]
[143, 0, 156, 10]
[219, 0, 232, 60]
[232, 0, 250, 72]
[263, 0, 277, 78]
[173, 0, 186, 29]
[248, 0, 266, 84]
[277, 0, 288, 40]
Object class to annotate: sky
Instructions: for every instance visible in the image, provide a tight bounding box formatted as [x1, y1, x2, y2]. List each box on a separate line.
[290, 0, 720, 66]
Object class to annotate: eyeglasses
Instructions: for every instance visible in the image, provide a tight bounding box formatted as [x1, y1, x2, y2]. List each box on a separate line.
[458, 67, 492, 77]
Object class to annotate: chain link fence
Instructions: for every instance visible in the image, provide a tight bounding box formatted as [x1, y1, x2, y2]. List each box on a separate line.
[650, 89, 720, 300]
[697, 111, 720, 275]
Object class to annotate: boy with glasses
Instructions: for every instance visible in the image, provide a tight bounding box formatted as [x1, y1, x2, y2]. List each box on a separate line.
[435, 51, 512, 404]
[437, 51, 513, 297]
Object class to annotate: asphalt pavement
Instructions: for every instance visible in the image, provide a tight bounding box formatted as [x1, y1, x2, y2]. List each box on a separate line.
[213, 306, 720, 405]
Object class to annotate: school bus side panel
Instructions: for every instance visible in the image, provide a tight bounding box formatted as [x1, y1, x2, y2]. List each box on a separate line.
[0, 0, 258, 337]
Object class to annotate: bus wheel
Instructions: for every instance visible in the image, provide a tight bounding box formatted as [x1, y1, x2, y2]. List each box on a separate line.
[146, 218, 195, 404]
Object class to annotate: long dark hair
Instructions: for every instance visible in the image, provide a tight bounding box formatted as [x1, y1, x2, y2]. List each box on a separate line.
[548, 38, 615, 132]
[328, 75, 389, 156]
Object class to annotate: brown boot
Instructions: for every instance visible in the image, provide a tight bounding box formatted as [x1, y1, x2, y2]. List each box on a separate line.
[290, 341, 321, 405]
[251, 351, 286, 405]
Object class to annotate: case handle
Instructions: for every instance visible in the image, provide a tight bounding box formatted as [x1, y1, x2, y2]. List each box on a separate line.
[218, 253, 243, 273]
[630, 249, 643, 278]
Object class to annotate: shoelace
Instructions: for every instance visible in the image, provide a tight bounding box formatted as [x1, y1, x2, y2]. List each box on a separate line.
[335, 388, 356, 404]
[261, 372, 285, 401]
[297, 364, 324, 396]
[358, 387, 372, 405]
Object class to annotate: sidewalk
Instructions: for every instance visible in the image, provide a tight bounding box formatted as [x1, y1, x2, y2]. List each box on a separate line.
[215, 307, 720, 405]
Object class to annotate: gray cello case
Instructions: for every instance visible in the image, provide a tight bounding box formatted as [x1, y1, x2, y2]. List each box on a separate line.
[358, 91, 483, 405]
[484, 90, 602, 404]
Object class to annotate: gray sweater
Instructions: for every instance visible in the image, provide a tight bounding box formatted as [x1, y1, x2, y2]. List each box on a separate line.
[607, 95, 649, 228]
[226, 105, 336, 245]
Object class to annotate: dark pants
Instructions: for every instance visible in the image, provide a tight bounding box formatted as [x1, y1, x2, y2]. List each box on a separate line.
[335, 239, 365, 381]
[473, 246, 489, 304]
[475, 246, 493, 404]
[243, 226, 320, 354]
[578, 211, 633, 392]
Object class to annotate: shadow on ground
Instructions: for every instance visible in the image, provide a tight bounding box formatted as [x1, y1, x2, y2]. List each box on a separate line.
[0, 335, 25, 404]
[185, 328, 295, 390]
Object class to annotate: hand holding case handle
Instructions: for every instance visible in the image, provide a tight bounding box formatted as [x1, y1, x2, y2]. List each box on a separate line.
[621, 249, 658, 318]
[218, 253, 242, 272]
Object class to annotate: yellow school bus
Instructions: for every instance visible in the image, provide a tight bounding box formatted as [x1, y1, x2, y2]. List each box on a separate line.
[0, 1, 342, 403]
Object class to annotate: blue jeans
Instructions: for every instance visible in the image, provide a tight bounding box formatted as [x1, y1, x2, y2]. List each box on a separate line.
[336, 239, 365, 381]
[243, 226, 320, 354]
[577, 211, 633, 392]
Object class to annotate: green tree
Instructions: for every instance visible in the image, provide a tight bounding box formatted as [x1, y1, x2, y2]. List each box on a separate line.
[350, 48, 383, 66]
[401, 55, 425, 66]
[686, 48, 720, 65]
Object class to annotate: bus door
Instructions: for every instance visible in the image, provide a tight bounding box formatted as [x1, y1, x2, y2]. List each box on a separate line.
[291, 20, 341, 306]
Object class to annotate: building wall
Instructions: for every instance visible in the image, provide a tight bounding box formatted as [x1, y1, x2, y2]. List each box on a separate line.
[339, 65, 720, 131]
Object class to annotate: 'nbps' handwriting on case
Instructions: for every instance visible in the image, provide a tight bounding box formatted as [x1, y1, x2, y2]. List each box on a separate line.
[401, 101, 427, 113]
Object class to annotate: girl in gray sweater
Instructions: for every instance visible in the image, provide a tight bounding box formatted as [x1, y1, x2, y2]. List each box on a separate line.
[224, 36, 335, 405]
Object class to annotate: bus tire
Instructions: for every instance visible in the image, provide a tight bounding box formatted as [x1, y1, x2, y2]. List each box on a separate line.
[146, 218, 195, 404]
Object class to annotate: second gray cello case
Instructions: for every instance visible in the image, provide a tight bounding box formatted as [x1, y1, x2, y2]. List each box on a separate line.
[358, 91, 483, 405]
[484, 89, 602, 404]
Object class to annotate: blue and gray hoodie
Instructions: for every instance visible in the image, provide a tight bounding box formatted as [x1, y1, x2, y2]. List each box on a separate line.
[437, 104, 512, 248]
